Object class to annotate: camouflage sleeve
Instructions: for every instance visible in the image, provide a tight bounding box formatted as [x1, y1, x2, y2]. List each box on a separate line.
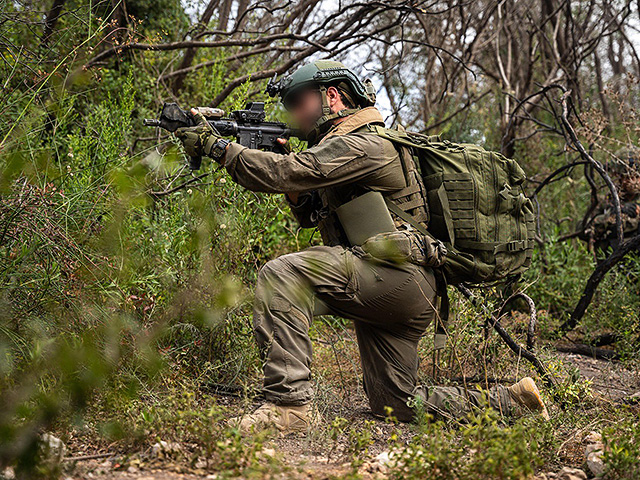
[590, 212, 610, 238]
[622, 202, 640, 233]
[222, 133, 396, 194]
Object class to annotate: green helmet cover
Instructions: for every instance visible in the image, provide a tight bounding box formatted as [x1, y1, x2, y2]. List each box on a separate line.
[278, 60, 376, 109]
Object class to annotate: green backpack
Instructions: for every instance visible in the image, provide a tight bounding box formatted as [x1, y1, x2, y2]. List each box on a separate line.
[368, 125, 536, 286]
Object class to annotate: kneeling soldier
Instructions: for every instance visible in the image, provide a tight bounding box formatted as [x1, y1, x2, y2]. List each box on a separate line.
[175, 61, 548, 434]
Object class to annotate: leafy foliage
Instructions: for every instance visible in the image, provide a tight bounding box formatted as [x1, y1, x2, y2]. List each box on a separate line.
[0, 1, 638, 478]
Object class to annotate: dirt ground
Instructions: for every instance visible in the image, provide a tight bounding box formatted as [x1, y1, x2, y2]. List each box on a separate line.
[55, 348, 640, 480]
[562, 351, 639, 401]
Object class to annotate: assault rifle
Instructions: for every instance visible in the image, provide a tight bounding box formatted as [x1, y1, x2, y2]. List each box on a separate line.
[144, 102, 298, 169]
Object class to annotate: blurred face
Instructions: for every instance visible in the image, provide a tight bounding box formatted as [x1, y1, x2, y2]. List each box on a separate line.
[284, 86, 346, 137]
[285, 89, 323, 136]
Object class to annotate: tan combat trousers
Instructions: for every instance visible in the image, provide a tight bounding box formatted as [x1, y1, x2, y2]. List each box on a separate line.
[253, 245, 511, 422]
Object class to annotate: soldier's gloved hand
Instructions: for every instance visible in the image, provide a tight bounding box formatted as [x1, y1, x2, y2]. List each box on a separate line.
[422, 234, 447, 268]
[276, 137, 293, 154]
[174, 108, 221, 158]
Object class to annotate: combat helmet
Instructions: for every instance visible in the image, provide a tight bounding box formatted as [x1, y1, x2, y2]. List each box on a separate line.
[266, 60, 376, 144]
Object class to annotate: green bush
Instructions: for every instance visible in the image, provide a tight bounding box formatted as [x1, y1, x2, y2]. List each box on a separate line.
[603, 416, 640, 480]
[387, 409, 544, 480]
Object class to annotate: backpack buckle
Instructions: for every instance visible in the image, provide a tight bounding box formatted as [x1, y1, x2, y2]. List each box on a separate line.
[499, 184, 511, 200]
[506, 240, 525, 252]
[400, 223, 414, 232]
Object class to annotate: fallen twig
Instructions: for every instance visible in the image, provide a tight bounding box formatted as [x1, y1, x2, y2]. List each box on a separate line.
[498, 292, 537, 349]
[63, 452, 114, 462]
[560, 233, 640, 333]
[457, 285, 556, 390]
[555, 344, 619, 361]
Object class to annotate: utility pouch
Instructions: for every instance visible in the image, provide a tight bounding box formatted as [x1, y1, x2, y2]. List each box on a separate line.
[335, 191, 396, 246]
[362, 230, 415, 264]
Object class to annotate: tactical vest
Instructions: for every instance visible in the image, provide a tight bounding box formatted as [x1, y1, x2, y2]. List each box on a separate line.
[313, 125, 429, 248]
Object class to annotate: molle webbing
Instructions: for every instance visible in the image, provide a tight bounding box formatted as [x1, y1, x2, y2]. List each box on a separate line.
[363, 124, 430, 229]
[366, 122, 536, 286]
[387, 183, 421, 200]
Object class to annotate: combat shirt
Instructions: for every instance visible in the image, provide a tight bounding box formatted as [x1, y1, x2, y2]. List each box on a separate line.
[223, 107, 428, 246]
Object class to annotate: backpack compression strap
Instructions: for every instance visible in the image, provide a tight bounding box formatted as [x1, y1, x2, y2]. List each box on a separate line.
[383, 166, 449, 352]
[366, 122, 451, 349]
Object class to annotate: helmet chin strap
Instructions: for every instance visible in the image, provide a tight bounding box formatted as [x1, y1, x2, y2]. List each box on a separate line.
[306, 85, 361, 145]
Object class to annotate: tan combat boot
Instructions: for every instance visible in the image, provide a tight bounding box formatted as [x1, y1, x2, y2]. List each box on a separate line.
[230, 402, 310, 435]
[507, 377, 550, 420]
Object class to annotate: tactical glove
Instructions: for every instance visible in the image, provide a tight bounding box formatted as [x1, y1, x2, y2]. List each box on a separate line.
[174, 109, 221, 159]
[422, 234, 447, 268]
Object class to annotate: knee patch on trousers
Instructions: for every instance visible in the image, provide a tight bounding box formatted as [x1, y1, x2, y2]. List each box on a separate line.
[270, 296, 291, 312]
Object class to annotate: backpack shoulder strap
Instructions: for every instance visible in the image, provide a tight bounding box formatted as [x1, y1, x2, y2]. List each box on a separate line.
[382, 169, 450, 352]
[367, 124, 421, 149]
[366, 124, 444, 149]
